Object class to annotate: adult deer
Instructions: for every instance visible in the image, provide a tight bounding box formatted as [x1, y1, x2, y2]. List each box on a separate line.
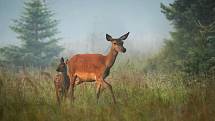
[57, 32, 129, 103]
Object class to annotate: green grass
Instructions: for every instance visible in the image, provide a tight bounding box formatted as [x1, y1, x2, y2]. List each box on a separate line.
[0, 60, 214, 121]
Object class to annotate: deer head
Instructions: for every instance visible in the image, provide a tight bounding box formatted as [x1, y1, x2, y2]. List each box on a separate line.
[56, 57, 67, 73]
[106, 32, 129, 53]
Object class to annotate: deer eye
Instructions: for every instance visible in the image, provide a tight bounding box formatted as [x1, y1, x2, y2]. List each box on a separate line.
[113, 42, 117, 45]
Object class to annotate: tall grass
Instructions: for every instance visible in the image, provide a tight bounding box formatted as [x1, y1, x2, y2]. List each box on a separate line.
[0, 59, 214, 121]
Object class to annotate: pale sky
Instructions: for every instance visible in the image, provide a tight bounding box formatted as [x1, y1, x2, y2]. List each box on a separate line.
[0, 0, 174, 55]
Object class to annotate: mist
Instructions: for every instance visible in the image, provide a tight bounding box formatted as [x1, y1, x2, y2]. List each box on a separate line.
[0, 0, 173, 57]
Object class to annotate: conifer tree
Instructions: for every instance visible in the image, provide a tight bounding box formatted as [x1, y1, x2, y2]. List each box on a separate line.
[0, 0, 63, 67]
[145, 0, 215, 75]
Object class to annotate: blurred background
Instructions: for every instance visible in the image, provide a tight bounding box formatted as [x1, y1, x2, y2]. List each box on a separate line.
[0, 1, 215, 121]
[0, 0, 173, 56]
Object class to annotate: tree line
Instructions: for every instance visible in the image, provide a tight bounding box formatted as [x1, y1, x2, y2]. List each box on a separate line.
[145, 0, 215, 76]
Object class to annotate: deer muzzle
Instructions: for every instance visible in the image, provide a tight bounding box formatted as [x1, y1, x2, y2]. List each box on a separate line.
[122, 48, 126, 53]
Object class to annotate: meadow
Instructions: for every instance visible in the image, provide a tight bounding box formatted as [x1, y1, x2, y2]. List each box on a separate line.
[0, 58, 214, 121]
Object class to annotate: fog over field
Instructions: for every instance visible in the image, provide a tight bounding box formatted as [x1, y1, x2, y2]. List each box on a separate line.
[0, 0, 173, 56]
[0, 1, 214, 121]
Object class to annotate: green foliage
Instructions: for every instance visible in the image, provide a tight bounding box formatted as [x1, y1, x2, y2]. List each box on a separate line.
[146, 0, 215, 75]
[0, 0, 63, 67]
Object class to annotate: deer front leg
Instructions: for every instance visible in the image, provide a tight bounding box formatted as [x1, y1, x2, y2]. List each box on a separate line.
[104, 81, 116, 104]
[62, 75, 70, 101]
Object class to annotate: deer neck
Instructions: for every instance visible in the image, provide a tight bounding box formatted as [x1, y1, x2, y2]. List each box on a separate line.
[105, 47, 118, 68]
[62, 71, 67, 78]
[62, 69, 69, 83]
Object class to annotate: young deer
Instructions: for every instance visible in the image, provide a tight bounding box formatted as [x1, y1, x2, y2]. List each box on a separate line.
[55, 58, 70, 104]
[55, 57, 86, 104]
[58, 32, 129, 103]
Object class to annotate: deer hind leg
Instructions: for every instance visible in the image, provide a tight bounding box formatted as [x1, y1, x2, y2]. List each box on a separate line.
[54, 78, 61, 105]
[104, 81, 116, 104]
[56, 87, 61, 105]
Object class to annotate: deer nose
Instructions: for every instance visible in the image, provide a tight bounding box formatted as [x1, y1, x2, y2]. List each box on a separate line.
[122, 48, 126, 53]
[56, 68, 60, 72]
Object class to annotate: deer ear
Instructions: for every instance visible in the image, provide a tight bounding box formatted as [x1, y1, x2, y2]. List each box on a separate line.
[119, 32, 130, 40]
[106, 34, 113, 41]
[60, 57, 64, 63]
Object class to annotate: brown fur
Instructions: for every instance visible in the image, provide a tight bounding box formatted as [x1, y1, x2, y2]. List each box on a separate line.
[54, 73, 63, 104]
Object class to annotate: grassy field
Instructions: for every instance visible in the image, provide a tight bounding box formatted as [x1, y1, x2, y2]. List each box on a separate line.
[0, 59, 214, 121]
